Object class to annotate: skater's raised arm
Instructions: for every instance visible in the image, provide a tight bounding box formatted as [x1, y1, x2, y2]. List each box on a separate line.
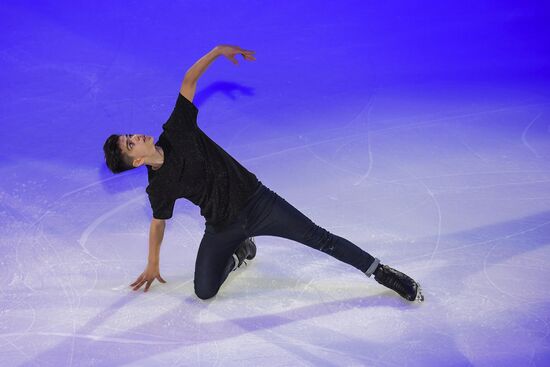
[180, 44, 256, 102]
[130, 218, 167, 292]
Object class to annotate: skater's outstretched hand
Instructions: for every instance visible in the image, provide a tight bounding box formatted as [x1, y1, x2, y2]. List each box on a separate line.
[216, 44, 256, 65]
[130, 262, 166, 292]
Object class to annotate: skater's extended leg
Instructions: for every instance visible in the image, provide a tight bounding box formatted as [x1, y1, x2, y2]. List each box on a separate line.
[246, 187, 379, 275]
[244, 185, 424, 302]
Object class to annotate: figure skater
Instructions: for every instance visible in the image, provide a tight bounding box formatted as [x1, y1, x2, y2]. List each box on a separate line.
[103, 44, 424, 302]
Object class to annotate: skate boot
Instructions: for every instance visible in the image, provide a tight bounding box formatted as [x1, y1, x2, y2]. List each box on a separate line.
[231, 237, 256, 271]
[374, 264, 424, 302]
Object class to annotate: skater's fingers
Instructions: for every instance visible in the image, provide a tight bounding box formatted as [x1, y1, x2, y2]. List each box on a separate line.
[132, 280, 145, 291]
[130, 275, 143, 287]
[157, 275, 167, 283]
[133, 279, 146, 291]
[144, 279, 154, 292]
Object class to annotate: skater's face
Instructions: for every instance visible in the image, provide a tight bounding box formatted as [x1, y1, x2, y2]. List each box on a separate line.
[118, 134, 156, 168]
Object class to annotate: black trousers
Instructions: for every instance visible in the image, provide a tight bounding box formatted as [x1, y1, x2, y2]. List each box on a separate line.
[194, 182, 380, 300]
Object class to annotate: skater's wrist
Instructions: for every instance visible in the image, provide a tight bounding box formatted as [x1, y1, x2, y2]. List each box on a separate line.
[184, 47, 221, 84]
[147, 258, 160, 266]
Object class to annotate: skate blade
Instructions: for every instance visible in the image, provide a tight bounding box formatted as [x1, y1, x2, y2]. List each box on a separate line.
[415, 284, 425, 303]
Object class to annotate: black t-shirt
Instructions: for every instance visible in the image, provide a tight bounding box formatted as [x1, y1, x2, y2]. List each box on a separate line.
[146, 93, 261, 229]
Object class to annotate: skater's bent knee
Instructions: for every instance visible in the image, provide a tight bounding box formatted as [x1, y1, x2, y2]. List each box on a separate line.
[194, 283, 219, 300]
[195, 288, 218, 300]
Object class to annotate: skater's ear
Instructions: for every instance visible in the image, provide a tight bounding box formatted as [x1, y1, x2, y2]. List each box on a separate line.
[132, 157, 146, 168]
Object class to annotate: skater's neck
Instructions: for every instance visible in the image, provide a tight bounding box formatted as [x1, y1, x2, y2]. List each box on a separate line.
[149, 146, 164, 170]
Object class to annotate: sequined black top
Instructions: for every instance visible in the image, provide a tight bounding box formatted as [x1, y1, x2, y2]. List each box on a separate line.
[146, 93, 261, 229]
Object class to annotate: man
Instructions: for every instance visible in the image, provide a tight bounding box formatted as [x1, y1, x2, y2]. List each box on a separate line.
[103, 44, 424, 302]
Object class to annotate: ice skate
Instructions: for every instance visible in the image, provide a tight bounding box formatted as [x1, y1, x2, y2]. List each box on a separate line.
[374, 264, 424, 302]
[231, 237, 256, 271]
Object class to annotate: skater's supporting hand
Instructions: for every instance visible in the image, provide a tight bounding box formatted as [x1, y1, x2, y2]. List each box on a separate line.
[130, 262, 166, 292]
[130, 218, 167, 292]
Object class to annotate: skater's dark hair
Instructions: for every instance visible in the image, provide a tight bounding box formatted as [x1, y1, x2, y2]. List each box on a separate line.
[103, 134, 134, 174]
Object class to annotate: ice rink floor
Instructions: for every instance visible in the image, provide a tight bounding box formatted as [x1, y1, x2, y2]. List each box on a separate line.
[1, 2, 550, 366]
